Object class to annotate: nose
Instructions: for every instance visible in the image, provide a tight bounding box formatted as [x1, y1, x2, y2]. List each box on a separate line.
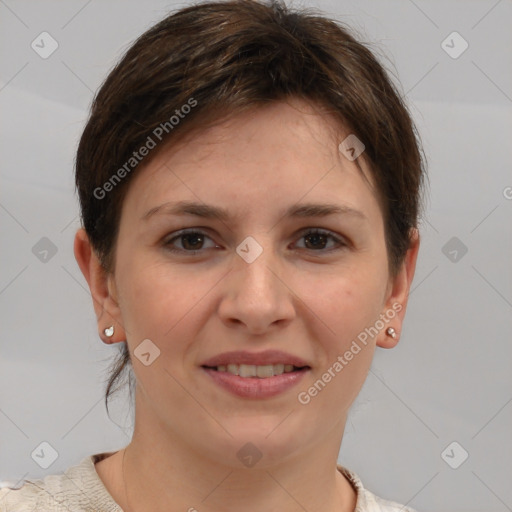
[217, 238, 296, 335]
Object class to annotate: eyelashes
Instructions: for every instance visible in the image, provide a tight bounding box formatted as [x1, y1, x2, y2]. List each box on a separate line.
[163, 228, 348, 255]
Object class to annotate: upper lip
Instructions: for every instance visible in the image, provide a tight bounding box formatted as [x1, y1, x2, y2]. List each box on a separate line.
[201, 350, 311, 368]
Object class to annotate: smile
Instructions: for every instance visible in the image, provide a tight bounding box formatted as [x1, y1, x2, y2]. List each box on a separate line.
[201, 365, 310, 399]
[203, 363, 306, 378]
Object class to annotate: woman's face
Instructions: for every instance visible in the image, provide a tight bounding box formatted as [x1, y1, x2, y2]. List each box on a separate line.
[102, 99, 417, 467]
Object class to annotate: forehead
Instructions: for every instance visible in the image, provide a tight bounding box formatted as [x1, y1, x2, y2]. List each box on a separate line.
[121, 99, 381, 225]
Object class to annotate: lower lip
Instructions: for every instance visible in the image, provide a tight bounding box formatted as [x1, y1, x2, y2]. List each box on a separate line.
[201, 367, 309, 399]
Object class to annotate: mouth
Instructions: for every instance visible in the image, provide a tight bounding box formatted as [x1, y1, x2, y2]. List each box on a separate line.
[201, 363, 310, 378]
[199, 350, 311, 398]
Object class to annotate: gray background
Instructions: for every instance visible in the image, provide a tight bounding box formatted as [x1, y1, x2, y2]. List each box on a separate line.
[0, 1, 511, 511]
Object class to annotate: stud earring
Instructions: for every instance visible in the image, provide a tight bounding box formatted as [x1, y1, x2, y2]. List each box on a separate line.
[386, 327, 397, 339]
[104, 326, 114, 337]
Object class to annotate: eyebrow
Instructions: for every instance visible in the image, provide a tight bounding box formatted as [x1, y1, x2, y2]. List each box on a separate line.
[141, 200, 367, 222]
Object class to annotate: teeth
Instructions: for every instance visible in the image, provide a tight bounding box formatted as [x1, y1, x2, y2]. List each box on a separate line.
[239, 364, 256, 377]
[256, 365, 273, 378]
[274, 363, 284, 374]
[227, 364, 239, 375]
[214, 363, 298, 378]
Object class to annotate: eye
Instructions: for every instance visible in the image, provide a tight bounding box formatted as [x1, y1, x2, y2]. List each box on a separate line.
[294, 228, 347, 253]
[163, 227, 347, 256]
[163, 229, 219, 254]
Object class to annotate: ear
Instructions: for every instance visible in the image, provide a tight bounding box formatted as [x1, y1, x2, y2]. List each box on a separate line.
[377, 228, 420, 349]
[73, 228, 126, 344]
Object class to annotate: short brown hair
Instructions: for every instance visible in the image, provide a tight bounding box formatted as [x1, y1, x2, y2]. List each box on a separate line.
[75, 0, 426, 414]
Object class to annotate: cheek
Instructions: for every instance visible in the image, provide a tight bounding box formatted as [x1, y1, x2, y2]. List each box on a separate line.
[117, 256, 215, 347]
[296, 277, 382, 414]
[302, 267, 386, 347]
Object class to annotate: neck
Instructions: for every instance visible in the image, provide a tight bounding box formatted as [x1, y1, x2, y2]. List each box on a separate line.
[120, 393, 357, 512]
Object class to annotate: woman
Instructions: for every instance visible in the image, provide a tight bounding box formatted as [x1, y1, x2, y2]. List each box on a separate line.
[0, 0, 424, 510]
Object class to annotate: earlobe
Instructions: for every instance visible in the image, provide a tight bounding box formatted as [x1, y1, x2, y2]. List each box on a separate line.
[377, 318, 402, 349]
[376, 228, 420, 349]
[73, 228, 126, 344]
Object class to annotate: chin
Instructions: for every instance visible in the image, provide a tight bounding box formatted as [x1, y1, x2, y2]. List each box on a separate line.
[205, 419, 304, 469]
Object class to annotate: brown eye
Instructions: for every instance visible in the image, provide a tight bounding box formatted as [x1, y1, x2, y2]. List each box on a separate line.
[163, 227, 346, 256]
[295, 229, 346, 252]
[180, 232, 205, 250]
[164, 230, 218, 254]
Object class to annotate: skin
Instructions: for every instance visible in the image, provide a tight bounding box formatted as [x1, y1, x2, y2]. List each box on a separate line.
[75, 98, 419, 512]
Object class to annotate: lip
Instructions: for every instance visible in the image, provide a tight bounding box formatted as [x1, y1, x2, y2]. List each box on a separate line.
[201, 366, 310, 399]
[200, 350, 310, 367]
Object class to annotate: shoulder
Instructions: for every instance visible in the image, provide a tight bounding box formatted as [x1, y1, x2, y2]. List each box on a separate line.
[0, 481, 40, 512]
[0, 452, 122, 512]
[0, 472, 73, 512]
[338, 465, 420, 512]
